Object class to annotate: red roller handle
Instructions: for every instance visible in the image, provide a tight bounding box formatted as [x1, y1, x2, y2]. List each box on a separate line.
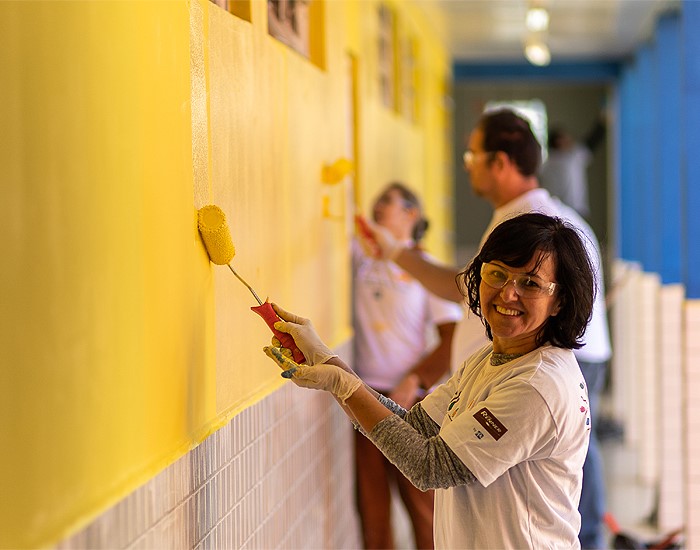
[355, 215, 375, 240]
[355, 215, 381, 257]
[251, 302, 306, 364]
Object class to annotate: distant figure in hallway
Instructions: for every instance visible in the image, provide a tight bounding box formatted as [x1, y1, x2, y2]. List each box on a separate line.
[353, 183, 462, 549]
[540, 113, 606, 220]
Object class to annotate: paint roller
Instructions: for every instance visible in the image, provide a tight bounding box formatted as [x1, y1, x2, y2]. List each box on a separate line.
[197, 205, 306, 364]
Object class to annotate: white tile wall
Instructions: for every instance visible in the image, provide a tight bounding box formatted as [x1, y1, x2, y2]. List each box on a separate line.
[657, 284, 685, 531]
[637, 272, 660, 485]
[54, 376, 361, 549]
[610, 261, 643, 445]
[685, 300, 700, 549]
[610, 261, 691, 539]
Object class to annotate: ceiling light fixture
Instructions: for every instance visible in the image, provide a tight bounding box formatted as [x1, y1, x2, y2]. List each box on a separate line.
[526, 7, 549, 32]
[524, 41, 551, 66]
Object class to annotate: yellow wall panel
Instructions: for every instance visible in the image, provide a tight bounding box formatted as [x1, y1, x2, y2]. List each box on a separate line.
[0, 0, 453, 546]
[354, 0, 454, 262]
[1, 2, 199, 547]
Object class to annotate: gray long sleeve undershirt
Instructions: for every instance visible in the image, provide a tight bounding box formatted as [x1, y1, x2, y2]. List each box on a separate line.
[366, 397, 478, 491]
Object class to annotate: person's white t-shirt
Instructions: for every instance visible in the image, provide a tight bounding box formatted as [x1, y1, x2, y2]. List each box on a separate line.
[450, 188, 612, 371]
[540, 144, 592, 218]
[422, 344, 590, 549]
[353, 240, 463, 391]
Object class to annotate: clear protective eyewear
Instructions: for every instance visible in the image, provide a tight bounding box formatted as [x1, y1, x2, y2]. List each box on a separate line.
[480, 262, 558, 298]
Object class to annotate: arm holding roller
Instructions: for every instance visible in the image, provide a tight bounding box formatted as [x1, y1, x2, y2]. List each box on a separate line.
[267, 304, 404, 429]
[271, 304, 384, 401]
[270, 304, 338, 365]
[263, 312, 478, 490]
[263, 347, 395, 433]
[252, 302, 306, 363]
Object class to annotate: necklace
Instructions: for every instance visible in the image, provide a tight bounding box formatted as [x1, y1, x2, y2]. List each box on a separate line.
[466, 352, 525, 409]
[490, 352, 525, 366]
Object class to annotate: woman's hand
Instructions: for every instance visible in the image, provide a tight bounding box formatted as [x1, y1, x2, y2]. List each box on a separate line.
[263, 346, 362, 404]
[355, 215, 405, 261]
[271, 303, 337, 365]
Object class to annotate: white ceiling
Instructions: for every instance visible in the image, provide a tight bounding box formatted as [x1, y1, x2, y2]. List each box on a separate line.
[416, 0, 680, 64]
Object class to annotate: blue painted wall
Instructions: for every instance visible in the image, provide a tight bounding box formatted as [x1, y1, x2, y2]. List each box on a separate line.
[616, 3, 699, 297]
[453, 3, 699, 297]
[682, 0, 700, 297]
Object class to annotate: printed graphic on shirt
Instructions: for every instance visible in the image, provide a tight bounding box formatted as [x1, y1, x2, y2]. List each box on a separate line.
[579, 381, 591, 430]
[473, 407, 508, 441]
[447, 391, 461, 419]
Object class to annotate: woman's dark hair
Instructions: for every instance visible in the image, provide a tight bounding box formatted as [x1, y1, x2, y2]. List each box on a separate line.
[479, 109, 542, 177]
[457, 212, 596, 349]
[374, 182, 430, 242]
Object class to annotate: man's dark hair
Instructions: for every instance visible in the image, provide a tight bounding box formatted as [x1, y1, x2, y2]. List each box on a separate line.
[479, 109, 542, 177]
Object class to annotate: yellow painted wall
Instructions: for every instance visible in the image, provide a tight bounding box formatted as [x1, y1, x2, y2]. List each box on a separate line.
[350, 0, 455, 261]
[0, 0, 452, 547]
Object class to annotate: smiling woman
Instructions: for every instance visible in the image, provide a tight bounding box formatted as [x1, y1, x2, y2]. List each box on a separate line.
[461, 211, 595, 352]
[263, 211, 598, 549]
[477, 254, 562, 355]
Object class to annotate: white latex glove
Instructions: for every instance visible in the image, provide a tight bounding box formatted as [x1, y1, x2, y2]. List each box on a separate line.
[355, 215, 405, 261]
[271, 304, 338, 365]
[264, 346, 362, 404]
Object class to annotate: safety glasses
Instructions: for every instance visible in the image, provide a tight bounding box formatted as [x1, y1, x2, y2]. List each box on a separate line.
[480, 262, 557, 298]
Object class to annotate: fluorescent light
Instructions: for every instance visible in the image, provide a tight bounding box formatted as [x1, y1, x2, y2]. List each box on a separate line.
[526, 7, 549, 32]
[524, 41, 551, 66]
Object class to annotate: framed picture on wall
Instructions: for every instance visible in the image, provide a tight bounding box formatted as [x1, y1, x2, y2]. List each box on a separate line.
[268, 0, 310, 58]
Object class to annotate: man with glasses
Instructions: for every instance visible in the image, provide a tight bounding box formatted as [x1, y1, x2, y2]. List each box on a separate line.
[359, 108, 611, 550]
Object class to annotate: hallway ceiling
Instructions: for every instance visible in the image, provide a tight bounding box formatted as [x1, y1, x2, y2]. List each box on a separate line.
[418, 0, 680, 63]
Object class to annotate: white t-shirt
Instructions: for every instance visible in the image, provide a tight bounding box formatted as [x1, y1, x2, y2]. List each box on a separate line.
[422, 344, 590, 549]
[353, 240, 463, 392]
[540, 144, 592, 218]
[451, 188, 612, 371]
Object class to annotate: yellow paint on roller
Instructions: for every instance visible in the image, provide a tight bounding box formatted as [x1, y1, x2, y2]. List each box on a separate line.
[197, 205, 236, 265]
[197, 205, 265, 305]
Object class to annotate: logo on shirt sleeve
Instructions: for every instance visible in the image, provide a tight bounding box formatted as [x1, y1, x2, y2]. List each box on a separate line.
[473, 407, 508, 441]
[447, 390, 462, 419]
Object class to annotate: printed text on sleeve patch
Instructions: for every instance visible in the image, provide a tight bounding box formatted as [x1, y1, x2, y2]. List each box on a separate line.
[473, 407, 508, 441]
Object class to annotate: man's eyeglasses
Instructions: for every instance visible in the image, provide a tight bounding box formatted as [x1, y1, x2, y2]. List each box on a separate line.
[463, 150, 491, 168]
[480, 262, 558, 298]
